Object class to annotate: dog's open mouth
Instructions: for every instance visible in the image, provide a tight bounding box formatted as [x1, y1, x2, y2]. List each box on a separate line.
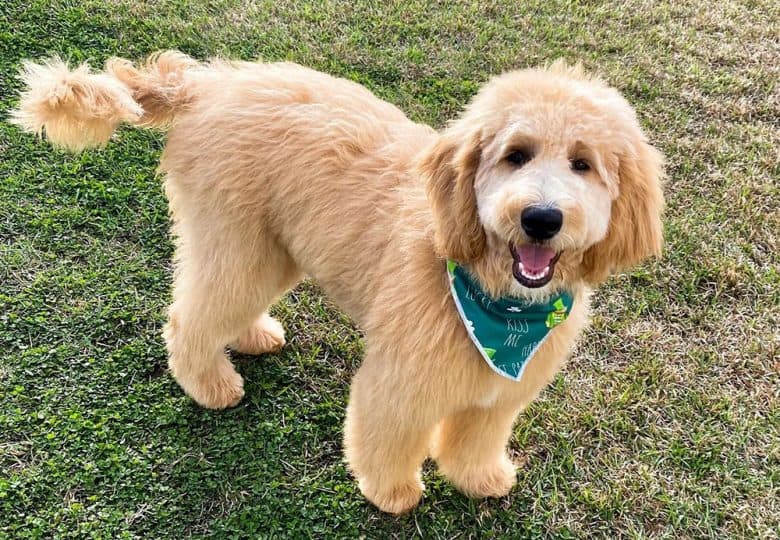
[509, 243, 561, 288]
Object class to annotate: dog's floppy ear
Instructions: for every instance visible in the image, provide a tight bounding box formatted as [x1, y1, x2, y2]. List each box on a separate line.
[418, 129, 486, 262]
[582, 139, 665, 283]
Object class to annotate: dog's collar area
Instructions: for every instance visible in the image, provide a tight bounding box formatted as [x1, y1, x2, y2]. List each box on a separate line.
[446, 260, 574, 381]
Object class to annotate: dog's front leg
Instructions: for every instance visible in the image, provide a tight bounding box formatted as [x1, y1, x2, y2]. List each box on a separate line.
[343, 356, 438, 515]
[431, 403, 520, 499]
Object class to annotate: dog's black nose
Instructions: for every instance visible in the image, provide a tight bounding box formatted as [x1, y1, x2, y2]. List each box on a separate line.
[521, 206, 563, 240]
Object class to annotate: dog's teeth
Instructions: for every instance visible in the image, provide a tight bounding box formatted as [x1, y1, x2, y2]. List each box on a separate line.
[518, 262, 552, 281]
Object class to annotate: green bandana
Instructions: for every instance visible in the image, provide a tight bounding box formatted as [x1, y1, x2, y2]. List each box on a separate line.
[446, 260, 574, 382]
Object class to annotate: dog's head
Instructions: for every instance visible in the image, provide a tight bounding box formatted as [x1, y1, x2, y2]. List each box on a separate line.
[419, 61, 664, 298]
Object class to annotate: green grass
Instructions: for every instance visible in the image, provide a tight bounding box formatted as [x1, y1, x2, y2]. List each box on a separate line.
[1, 0, 778, 537]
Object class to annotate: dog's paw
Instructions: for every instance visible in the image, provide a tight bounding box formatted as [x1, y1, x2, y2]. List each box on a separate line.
[441, 454, 517, 499]
[174, 359, 245, 409]
[231, 313, 286, 355]
[358, 477, 424, 515]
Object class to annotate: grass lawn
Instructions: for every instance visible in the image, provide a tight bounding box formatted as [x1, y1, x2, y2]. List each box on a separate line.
[1, 0, 778, 537]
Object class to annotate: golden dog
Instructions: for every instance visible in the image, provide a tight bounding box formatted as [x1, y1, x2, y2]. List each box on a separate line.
[12, 52, 663, 514]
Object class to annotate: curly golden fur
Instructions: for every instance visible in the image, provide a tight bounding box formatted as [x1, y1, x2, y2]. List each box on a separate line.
[11, 52, 663, 514]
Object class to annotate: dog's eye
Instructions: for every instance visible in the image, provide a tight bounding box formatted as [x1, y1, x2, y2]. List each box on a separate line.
[507, 150, 531, 167]
[571, 159, 590, 172]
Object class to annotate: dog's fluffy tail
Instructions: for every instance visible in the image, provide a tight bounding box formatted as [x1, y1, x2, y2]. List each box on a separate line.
[10, 51, 199, 151]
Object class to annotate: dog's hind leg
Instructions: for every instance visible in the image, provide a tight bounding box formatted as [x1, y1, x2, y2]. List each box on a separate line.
[230, 312, 287, 355]
[164, 217, 300, 409]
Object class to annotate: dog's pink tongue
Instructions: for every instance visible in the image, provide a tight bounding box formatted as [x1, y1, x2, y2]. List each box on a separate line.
[517, 245, 557, 272]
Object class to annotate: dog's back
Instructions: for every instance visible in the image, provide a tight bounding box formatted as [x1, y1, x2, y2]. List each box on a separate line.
[12, 51, 437, 317]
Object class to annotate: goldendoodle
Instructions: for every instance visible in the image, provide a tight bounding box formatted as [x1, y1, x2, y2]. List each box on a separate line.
[12, 52, 663, 514]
